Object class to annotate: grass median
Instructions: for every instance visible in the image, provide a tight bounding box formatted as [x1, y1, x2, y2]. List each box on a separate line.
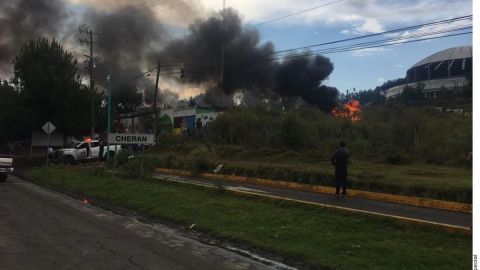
[152, 144, 472, 203]
[27, 166, 470, 270]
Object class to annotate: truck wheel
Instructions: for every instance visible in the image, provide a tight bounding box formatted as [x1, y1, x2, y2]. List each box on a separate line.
[64, 156, 75, 165]
[0, 173, 7, 183]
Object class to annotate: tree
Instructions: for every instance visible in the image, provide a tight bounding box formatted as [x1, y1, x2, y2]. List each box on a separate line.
[461, 70, 472, 100]
[12, 38, 95, 136]
[0, 80, 29, 143]
[400, 83, 425, 103]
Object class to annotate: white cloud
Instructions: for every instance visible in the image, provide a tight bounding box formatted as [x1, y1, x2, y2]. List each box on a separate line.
[68, 0, 471, 34]
[351, 47, 388, 56]
[356, 18, 384, 33]
[395, 64, 403, 68]
[377, 77, 386, 83]
[201, 0, 471, 35]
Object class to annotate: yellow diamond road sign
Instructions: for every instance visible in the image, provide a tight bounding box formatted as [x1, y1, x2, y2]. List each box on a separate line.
[42, 121, 56, 134]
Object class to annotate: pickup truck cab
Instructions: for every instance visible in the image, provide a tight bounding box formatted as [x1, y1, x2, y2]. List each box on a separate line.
[0, 145, 14, 182]
[53, 140, 121, 164]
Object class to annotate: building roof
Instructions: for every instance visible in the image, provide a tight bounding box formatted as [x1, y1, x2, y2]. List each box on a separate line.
[411, 46, 472, 68]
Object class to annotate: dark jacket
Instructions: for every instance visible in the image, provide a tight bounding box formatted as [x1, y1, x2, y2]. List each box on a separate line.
[331, 147, 350, 172]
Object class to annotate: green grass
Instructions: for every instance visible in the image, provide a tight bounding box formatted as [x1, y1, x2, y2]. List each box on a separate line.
[27, 166, 471, 270]
[151, 144, 472, 203]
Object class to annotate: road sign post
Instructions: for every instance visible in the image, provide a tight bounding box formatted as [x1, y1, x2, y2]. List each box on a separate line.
[42, 121, 56, 166]
[107, 133, 154, 178]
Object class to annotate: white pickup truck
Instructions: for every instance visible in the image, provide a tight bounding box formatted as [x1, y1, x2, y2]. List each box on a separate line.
[0, 154, 13, 182]
[0, 145, 14, 182]
[53, 140, 122, 164]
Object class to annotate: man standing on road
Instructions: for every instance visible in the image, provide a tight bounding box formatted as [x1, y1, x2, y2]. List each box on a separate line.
[331, 141, 350, 198]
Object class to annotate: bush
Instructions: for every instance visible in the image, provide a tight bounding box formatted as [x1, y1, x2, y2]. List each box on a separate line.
[184, 145, 216, 175]
[156, 154, 177, 168]
[115, 149, 133, 166]
[383, 147, 410, 164]
[119, 155, 156, 179]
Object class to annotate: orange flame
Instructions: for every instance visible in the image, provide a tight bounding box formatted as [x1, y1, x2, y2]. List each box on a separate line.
[331, 99, 362, 122]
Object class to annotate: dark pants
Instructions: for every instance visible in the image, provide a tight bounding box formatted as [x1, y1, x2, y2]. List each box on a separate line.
[335, 168, 347, 195]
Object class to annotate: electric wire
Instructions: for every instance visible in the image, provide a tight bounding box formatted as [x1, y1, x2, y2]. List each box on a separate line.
[156, 17, 472, 70]
[253, 0, 345, 27]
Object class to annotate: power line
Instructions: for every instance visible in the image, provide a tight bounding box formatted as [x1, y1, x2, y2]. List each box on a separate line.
[272, 15, 472, 54]
[271, 31, 472, 61]
[157, 16, 472, 69]
[274, 26, 472, 57]
[253, 0, 345, 27]
[155, 29, 471, 74]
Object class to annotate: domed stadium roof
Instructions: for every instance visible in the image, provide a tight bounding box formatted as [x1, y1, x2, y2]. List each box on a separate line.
[411, 46, 472, 68]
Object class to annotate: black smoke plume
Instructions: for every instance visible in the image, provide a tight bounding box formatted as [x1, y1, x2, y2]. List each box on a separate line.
[0, 0, 68, 74]
[158, 8, 339, 112]
[83, 6, 170, 107]
[274, 54, 338, 111]
[0, 2, 339, 113]
[156, 9, 276, 95]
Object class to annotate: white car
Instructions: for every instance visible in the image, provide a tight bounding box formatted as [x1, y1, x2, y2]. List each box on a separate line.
[53, 140, 121, 164]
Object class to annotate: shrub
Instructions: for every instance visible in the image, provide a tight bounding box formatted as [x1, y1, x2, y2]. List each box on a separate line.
[184, 145, 216, 175]
[119, 155, 156, 179]
[383, 147, 410, 164]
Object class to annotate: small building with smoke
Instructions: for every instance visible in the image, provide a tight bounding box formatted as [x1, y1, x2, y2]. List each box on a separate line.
[116, 106, 219, 135]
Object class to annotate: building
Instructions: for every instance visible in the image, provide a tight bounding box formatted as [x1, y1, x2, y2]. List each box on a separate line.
[117, 106, 220, 135]
[384, 46, 472, 99]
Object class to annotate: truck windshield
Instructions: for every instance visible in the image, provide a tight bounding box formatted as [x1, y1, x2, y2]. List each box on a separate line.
[76, 143, 87, 149]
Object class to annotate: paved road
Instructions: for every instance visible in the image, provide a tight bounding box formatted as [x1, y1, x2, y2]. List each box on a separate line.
[0, 175, 290, 270]
[154, 173, 471, 230]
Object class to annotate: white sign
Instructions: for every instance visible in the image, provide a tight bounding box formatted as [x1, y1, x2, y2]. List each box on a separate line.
[42, 121, 56, 134]
[107, 133, 155, 145]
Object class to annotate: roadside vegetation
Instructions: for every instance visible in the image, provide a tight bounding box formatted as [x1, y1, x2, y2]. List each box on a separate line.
[153, 144, 471, 203]
[151, 104, 472, 203]
[27, 166, 470, 270]
[202, 105, 471, 166]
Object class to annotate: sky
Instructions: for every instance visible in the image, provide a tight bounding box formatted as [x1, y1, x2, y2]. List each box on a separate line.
[198, 0, 472, 92]
[70, 0, 471, 93]
[1, 0, 473, 95]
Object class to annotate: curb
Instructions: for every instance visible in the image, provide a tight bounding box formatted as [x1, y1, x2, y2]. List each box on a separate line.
[156, 168, 472, 214]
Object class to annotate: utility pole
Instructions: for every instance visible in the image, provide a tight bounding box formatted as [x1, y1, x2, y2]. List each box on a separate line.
[220, 0, 225, 87]
[89, 29, 95, 138]
[79, 25, 99, 138]
[152, 62, 161, 142]
[106, 65, 112, 161]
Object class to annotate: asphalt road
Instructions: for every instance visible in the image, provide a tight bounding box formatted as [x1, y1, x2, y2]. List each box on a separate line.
[0, 175, 288, 270]
[154, 173, 472, 230]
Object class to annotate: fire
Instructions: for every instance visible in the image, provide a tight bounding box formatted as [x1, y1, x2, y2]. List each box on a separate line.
[331, 99, 362, 122]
